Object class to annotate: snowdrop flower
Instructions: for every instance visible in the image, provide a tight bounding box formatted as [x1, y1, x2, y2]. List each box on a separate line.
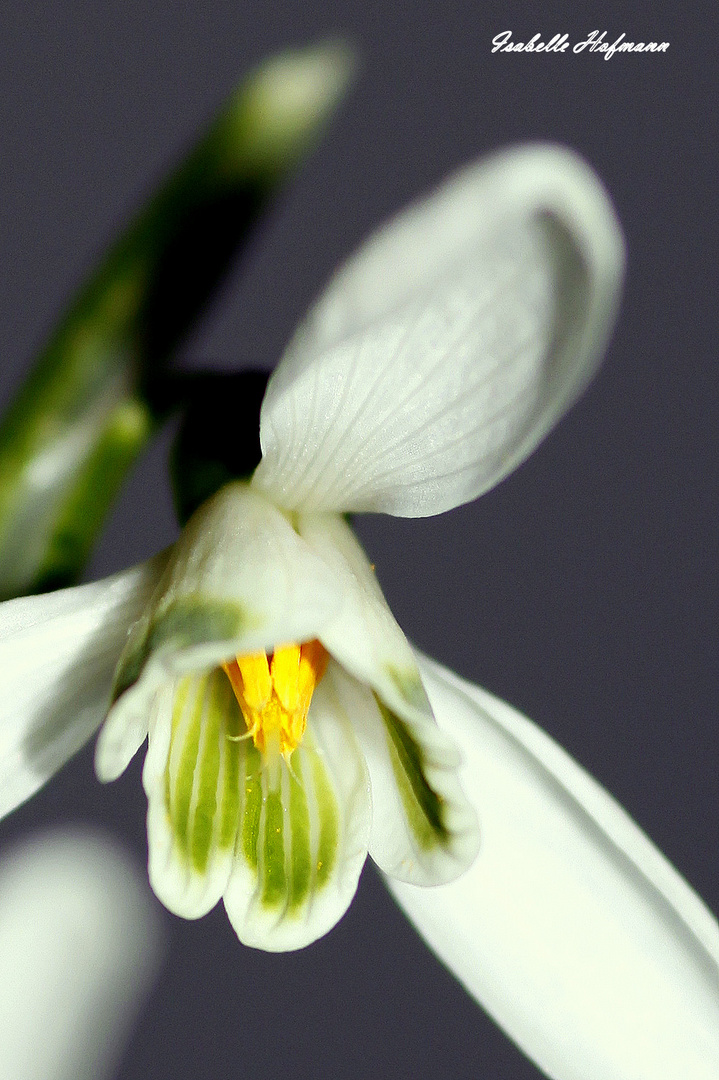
[1, 145, 718, 1078]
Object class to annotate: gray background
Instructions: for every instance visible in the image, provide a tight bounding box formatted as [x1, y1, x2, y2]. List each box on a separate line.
[0, 2, 717, 1078]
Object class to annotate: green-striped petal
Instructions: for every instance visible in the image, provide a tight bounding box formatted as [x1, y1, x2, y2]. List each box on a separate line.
[223, 661, 371, 951]
[295, 513, 478, 883]
[334, 665, 479, 885]
[143, 668, 245, 918]
[97, 483, 342, 782]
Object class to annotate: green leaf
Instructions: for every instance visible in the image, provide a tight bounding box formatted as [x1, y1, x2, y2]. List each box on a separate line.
[0, 41, 355, 599]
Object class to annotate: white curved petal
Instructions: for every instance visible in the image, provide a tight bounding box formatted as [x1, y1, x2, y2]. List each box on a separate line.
[254, 144, 624, 516]
[0, 828, 161, 1080]
[223, 663, 371, 951]
[0, 555, 166, 818]
[297, 513, 429, 715]
[98, 484, 343, 780]
[145, 482, 343, 668]
[143, 671, 244, 919]
[298, 516, 478, 883]
[330, 663, 479, 885]
[94, 683, 155, 784]
[387, 657, 719, 1080]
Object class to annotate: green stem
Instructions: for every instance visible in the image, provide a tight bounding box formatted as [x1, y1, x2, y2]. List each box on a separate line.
[0, 41, 354, 599]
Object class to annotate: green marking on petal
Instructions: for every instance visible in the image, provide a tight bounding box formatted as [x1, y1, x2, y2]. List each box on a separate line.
[172, 675, 206, 855]
[190, 672, 224, 873]
[376, 697, 450, 851]
[234, 744, 341, 915]
[112, 598, 249, 703]
[262, 789, 286, 908]
[219, 686, 243, 850]
[150, 598, 247, 653]
[165, 676, 189, 820]
[384, 663, 429, 712]
[288, 758, 311, 913]
[241, 745, 263, 871]
[312, 753, 338, 890]
[112, 631, 151, 703]
[162, 668, 245, 881]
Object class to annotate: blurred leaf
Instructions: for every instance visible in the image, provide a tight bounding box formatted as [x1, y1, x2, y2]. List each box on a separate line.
[0, 41, 355, 599]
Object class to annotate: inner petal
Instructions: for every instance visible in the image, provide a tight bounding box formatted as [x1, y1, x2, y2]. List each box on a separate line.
[143, 669, 245, 920]
[222, 662, 372, 951]
[223, 640, 329, 761]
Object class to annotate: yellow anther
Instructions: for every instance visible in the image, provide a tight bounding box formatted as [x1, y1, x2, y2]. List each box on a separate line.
[223, 639, 329, 761]
[298, 639, 328, 707]
[225, 652, 272, 710]
[270, 643, 301, 712]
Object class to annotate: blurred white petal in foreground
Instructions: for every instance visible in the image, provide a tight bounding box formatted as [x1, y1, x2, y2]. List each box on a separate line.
[0, 828, 162, 1080]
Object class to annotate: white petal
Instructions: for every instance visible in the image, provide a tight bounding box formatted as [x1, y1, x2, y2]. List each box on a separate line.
[387, 657, 719, 1080]
[298, 515, 478, 883]
[143, 670, 245, 919]
[0, 828, 161, 1080]
[254, 144, 624, 516]
[329, 664, 479, 885]
[98, 483, 343, 780]
[222, 662, 371, 951]
[0, 555, 166, 818]
[297, 513, 429, 715]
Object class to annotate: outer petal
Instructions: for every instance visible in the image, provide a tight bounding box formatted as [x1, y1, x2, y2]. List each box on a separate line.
[143, 669, 245, 919]
[387, 656, 719, 1080]
[253, 144, 624, 516]
[329, 664, 479, 885]
[299, 514, 479, 884]
[0, 555, 166, 818]
[297, 513, 429, 713]
[97, 483, 342, 781]
[222, 662, 371, 951]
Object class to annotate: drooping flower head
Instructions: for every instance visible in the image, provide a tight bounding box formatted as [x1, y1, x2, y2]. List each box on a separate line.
[80, 143, 620, 949]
